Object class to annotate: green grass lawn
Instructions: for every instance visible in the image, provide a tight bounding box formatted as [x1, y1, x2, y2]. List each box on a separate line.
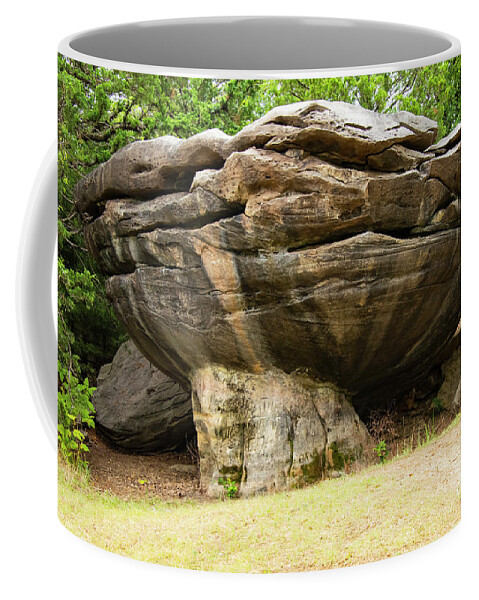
[58, 417, 460, 573]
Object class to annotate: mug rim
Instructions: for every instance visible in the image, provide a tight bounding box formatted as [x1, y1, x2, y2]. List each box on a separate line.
[58, 15, 461, 80]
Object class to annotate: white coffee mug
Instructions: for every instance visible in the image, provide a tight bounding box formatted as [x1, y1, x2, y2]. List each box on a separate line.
[18, 16, 461, 573]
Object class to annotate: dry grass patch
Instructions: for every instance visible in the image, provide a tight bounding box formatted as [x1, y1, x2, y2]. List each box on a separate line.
[58, 416, 460, 573]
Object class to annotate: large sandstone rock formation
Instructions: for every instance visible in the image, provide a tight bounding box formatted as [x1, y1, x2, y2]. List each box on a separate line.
[93, 340, 194, 452]
[75, 100, 460, 496]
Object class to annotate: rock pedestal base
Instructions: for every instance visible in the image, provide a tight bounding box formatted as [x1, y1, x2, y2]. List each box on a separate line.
[192, 367, 369, 497]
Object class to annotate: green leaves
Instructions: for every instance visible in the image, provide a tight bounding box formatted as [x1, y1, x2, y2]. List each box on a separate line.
[218, 477, 239, 499]
[57, 358, 95, 468]
[373, 441, 389, 464]
[57, 255, 97, 466]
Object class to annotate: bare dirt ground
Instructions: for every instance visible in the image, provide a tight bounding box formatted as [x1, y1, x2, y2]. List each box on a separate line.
[86, 430, 203, 501]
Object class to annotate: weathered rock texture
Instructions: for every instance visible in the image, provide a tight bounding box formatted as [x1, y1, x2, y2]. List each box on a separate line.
[192, 367, 368, 496]
[75, 100, 461, 496]
[93, 340, 194, 452]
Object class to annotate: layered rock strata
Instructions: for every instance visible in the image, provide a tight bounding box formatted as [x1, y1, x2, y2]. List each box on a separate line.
[75, 100, 461, 496]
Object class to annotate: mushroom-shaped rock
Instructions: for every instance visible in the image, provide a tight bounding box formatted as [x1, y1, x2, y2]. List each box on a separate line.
[75, 100, 460, 496]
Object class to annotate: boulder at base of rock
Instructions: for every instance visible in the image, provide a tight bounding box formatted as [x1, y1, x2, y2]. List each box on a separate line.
[93, 340, 195, 452]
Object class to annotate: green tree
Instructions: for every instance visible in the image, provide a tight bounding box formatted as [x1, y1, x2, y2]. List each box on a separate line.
[57, 256, 96, 466]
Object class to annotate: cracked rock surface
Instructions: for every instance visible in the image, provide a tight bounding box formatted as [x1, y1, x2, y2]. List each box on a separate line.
[76, 100, 460, 496]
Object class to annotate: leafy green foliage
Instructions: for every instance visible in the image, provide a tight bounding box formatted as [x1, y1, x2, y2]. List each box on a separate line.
[57, 256, 97, 466]
[58, 56, 460, 468]
[58, 363, 95, 469]
[373, 441, 389, 464]
[218, 477, 239, 499]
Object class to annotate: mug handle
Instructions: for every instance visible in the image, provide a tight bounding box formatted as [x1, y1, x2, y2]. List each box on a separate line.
[16, 143, 57, 449]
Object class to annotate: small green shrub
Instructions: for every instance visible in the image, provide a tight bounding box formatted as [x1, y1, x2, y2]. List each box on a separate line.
[58, 361, 96, 470]
[218, 477, 239, 499]
[373, 440, 389, 463]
